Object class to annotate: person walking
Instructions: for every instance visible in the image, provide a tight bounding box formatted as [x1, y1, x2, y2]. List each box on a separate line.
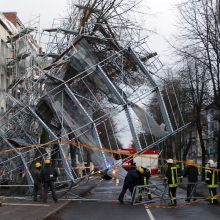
[206, 160, 218, 205]
[183, 160, 198, 202]
[164, 159, 178, 206]
[118, 167, 144, 204]
[138, 167, 152, 201]
[40, 159, 58, 203]
[33, 162, 42, 201]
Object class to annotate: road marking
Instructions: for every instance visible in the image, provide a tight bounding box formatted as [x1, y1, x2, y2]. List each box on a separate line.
[145, 207, 156, 220]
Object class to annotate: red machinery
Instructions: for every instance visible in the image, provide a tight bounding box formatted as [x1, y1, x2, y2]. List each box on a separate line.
[114, 147, 160, 174]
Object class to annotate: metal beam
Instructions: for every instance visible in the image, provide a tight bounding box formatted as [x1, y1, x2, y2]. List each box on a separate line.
[97, 65, 142, 151]
[0, 131, 34, 190]
[64, 84, 108, 168]
[128, 48, 173, 133]
[29, 107, 75, 183]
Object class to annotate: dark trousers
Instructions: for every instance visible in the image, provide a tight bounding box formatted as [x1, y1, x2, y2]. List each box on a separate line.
[118, 184, 135, 202]
[43, 181, 58, 203]
[33, 183, 42, 201]
[208, 187, 218, 204]
[138, 186, 152, 200]
[187, 183, 197, 200]
[168, 187, 176, 205]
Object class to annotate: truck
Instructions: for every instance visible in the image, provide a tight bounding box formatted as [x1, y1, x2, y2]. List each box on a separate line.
[114, 147, 160, 174]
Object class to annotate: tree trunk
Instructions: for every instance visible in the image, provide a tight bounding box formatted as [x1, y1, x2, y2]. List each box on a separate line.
[217, 129, 220, 181]
[197, 121, 206, 181]
[182, 141, 192, 166]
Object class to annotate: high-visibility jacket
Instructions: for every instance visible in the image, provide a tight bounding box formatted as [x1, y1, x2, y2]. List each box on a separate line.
[165, 165, 178, 187]
[206, 169, 218, 188]
[140, 168, 151, 185]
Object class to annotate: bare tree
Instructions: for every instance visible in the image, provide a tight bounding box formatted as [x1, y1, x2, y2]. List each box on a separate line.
[174, 0, 220, 173]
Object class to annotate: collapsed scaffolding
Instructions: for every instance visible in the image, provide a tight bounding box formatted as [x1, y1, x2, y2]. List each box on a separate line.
[0, 1, 188, 196]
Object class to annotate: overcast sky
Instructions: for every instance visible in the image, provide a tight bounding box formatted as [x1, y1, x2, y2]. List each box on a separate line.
[0, 0, 181, 146]
[0, 0, 180, 62]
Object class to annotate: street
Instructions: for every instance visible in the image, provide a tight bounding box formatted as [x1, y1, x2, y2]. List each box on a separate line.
[50, 178, 220, 220]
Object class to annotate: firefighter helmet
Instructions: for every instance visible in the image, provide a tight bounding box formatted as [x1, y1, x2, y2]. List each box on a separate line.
[208, 159, 214, 164]
[187, 160, 195, 166]
[44, 159, 51, 165]
[35, 162, 41, 168]
[167, 159, 174, 164]
[209, 162, 216, 168]
[137, 166, 144, 174]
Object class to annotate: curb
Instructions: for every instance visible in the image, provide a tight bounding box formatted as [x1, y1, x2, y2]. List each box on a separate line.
[42, 182, 99, 219]
[42, 200, 71, 220]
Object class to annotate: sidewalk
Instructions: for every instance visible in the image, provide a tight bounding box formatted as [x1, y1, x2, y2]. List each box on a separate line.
[0, 177, 101, 220]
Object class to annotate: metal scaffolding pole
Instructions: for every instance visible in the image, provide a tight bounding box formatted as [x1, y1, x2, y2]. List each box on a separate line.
[128, 48, 173, 133]
[29, 107, 75, 183]
[64, 84, 108, 169]
[0, 131, 34, 190]
[97, 65, 142, 152]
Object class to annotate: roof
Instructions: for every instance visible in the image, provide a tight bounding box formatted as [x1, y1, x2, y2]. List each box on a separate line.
[0, 12, 17, 35]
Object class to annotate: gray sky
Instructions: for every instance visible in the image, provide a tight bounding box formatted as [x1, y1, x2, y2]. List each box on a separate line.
[0, 0, 180, 63]
[0, 0, 181, 146]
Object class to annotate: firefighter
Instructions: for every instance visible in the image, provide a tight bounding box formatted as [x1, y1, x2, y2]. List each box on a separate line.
[118, 167, 144, 204]
[206, 160, 218, 205]
[164, 158, 178, 206]
[33, 162, 42, 201]
[40, 159, 58, 203]
[183, 160, 198, 202]
[138, 167, 152, 201]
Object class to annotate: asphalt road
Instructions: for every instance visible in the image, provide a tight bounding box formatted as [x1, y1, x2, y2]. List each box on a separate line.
[54, 178, 220, 220]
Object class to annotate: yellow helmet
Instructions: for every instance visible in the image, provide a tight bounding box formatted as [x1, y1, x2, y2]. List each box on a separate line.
[44, 159, 51, 165]
[137, 166, 144, 174]
[187, 160, 195, 166]
[35, 162, 42, 168]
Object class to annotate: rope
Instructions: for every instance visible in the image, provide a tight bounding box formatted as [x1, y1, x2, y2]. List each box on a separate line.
[145, 194, 220, 209]
[0, 139, 220, 172]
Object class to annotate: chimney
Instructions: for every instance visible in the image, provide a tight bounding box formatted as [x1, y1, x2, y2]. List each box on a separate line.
[2, 12, 17, 27]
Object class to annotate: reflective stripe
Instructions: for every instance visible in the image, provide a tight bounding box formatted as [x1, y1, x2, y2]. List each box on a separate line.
[168, 184, 178, 187]
[171, 167, 178, 187]
[208, 170, 218, 188]
[144, 177, 147, 185]
[169, 191, 174, 203]
[210, 190, 214, 204]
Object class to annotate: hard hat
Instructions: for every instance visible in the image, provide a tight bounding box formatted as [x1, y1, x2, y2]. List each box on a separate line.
[187, 160, 195, 166]
[167, 159, 174, 164]
[209, 162, 216, 168]
[44, 159, 51, 165]
[137, 166, 144, 174]
[208, 159, 214, 164]
[35, 162, 41, 168]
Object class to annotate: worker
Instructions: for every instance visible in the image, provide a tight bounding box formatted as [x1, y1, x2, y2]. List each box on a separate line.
[183, 160, 198, 202]
[118, 167, 144, 204]
[33, 162, 42, 201]
[40, 159, 58, 203]
[164, 158, 178, 206]
[206, 160, 218, 205]
[138, 167, 152, 201]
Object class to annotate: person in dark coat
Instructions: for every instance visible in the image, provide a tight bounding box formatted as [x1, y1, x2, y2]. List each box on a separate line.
[118, 167, 144, 203]
[139, 167, 152, 201]
[33, 162, 42, 201]
[40, 159, 58, 203]
[183, 160, 198, 202]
